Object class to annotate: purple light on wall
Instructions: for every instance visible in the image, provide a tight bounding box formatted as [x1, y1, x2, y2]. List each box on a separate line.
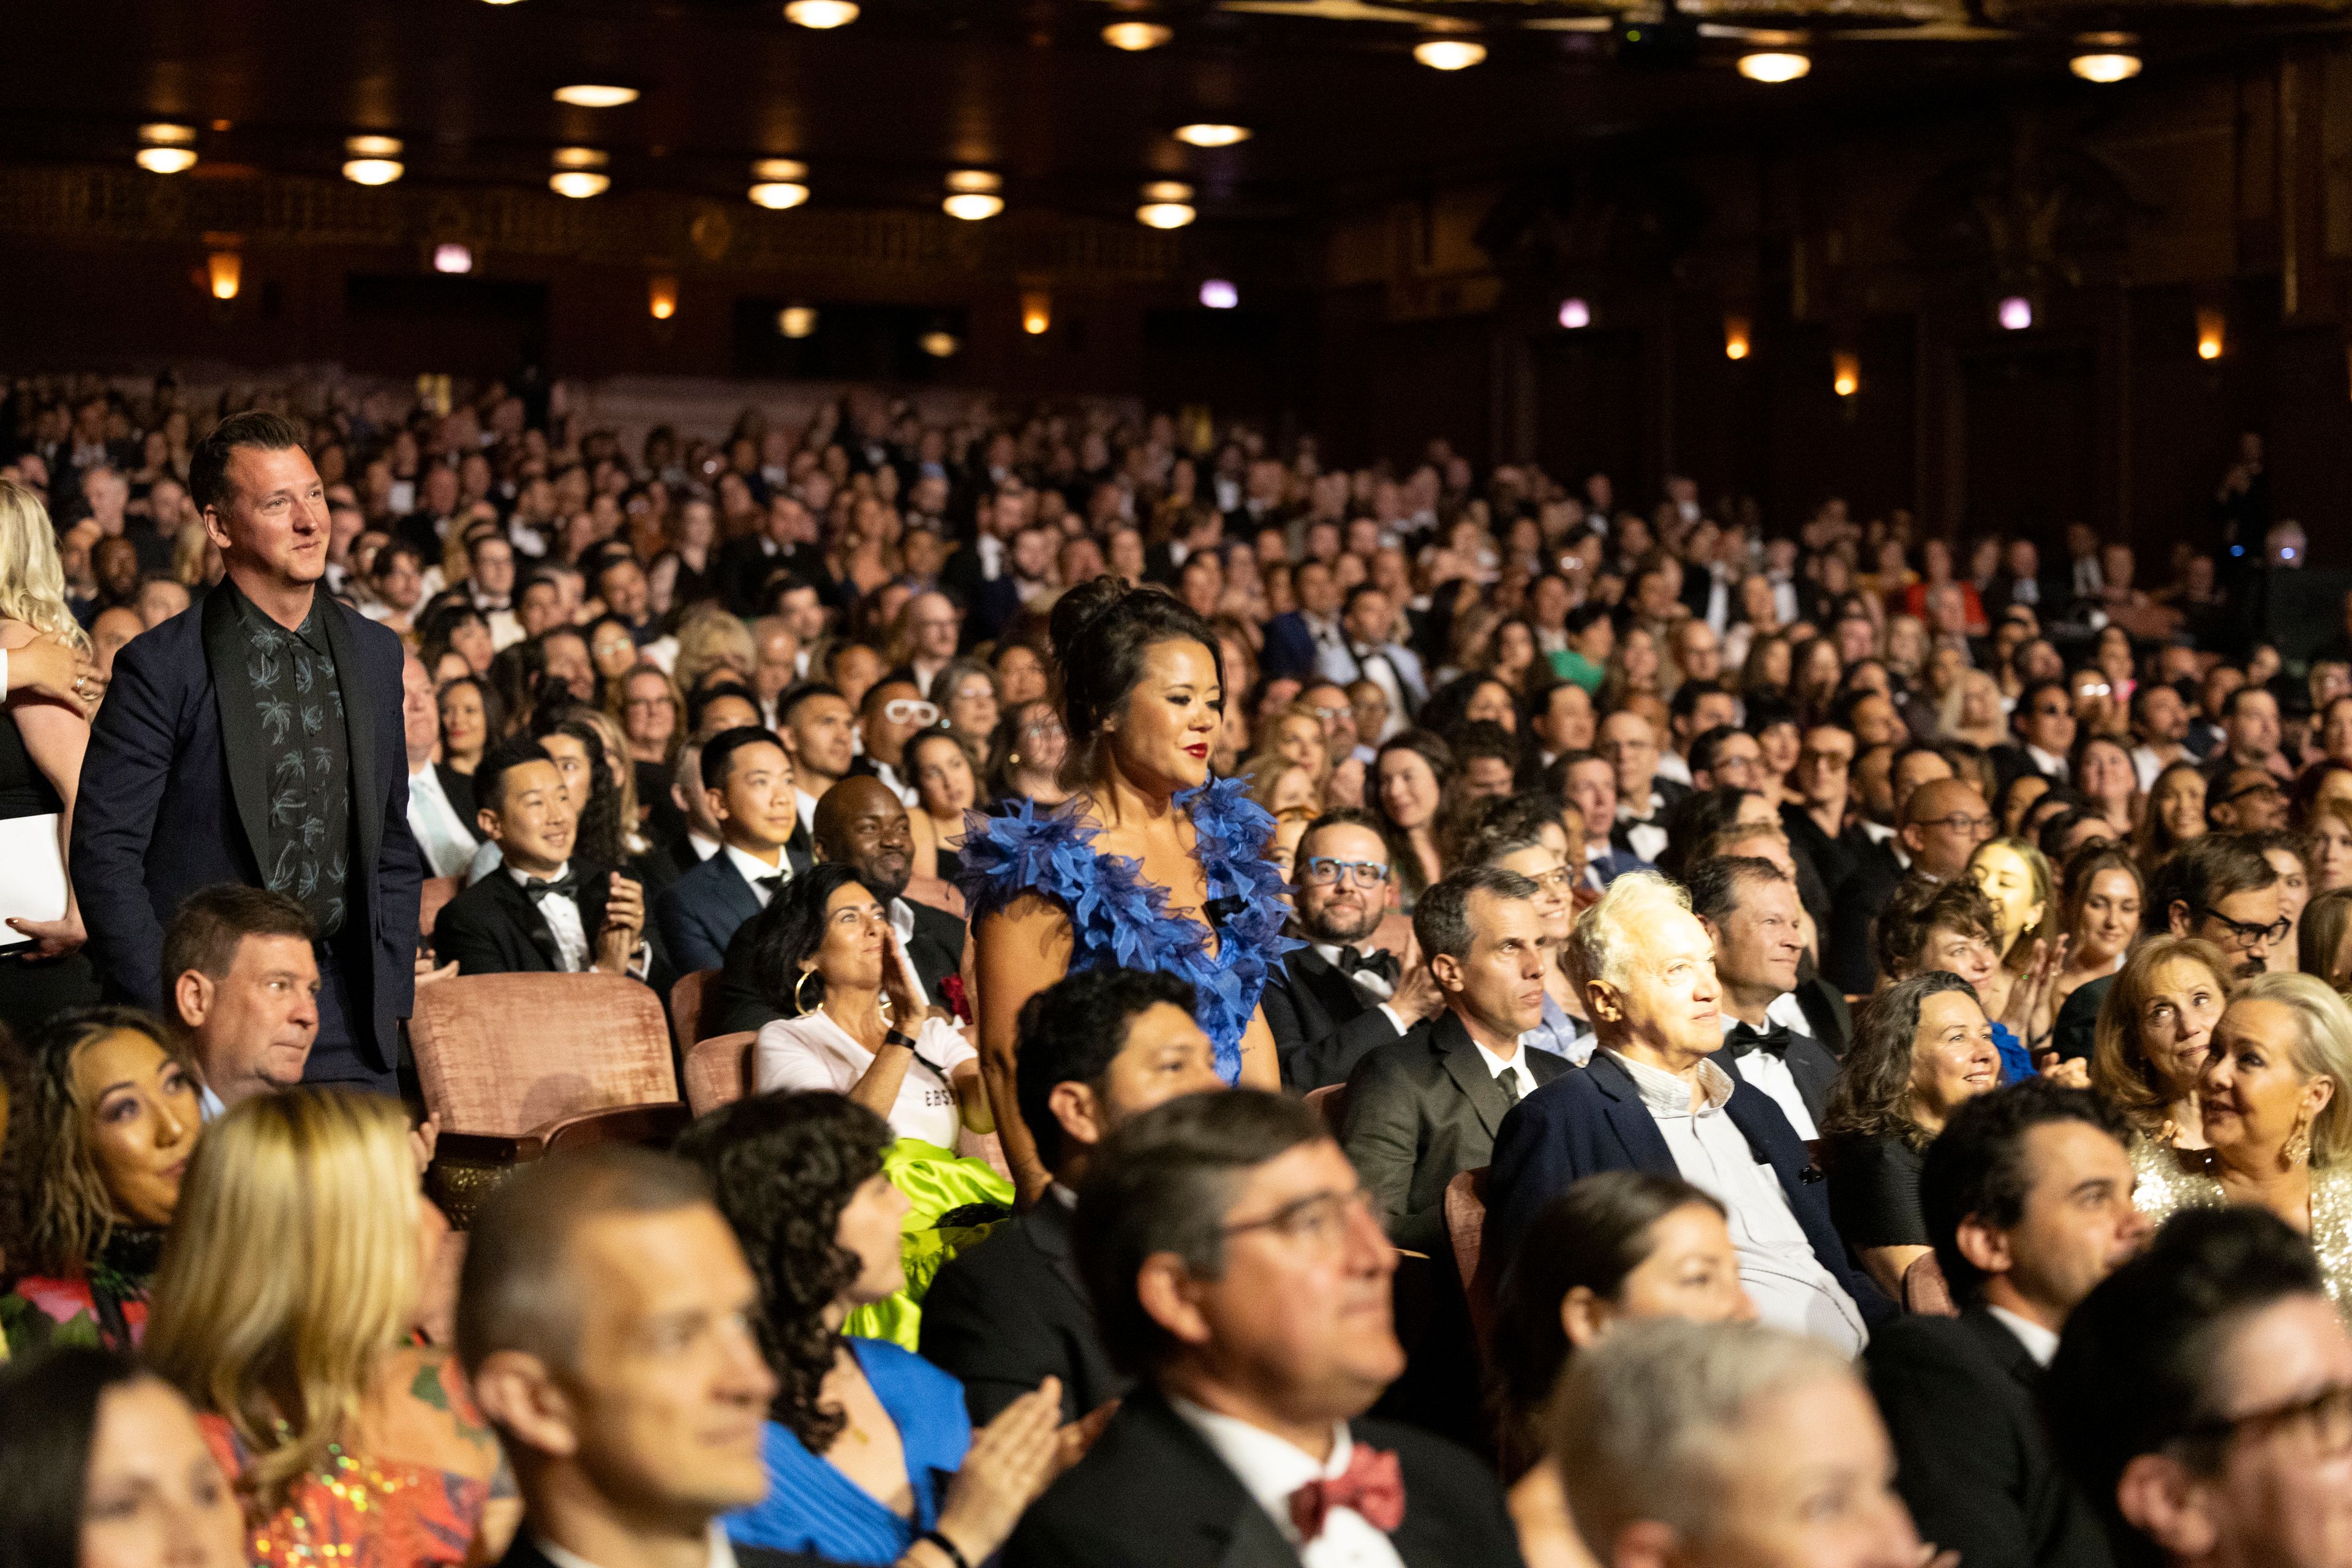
[1998, 295, 2034, 331]
[1558, 297, 1591, 329]
[1199, 279, 1239, 309]
[433, 244, 474, 275]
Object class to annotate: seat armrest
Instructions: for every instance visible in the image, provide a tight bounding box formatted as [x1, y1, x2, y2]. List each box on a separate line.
[428, 1102, 690, 1226]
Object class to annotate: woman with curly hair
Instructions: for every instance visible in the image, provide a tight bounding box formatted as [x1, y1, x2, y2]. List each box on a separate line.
[679, 1091, 1061, 1566]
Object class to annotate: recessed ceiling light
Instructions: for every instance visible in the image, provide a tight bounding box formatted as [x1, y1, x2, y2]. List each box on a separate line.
[1412, 39, 1486, 70]
[943, 192, 1004, 221]
[749, 182, 809, 209]
[1172, 123, 1250, 148]
[1142, 181, 1194, 203]
[1102, 21, 1172, 50]
[778, 306, 818, 338]
[434, 244, 475, 274]
[549, 170, 611, 198]
[784, 0, 858, 27]
[135, 146, 197, 174]
[2070, 50, 2141, 81]
[342, 159, 404, 186]
[1137, 202, 1195, 229]
[919, 330, 960, 358]
[1736, 51, 1811, 82]
[1200, 279, 1239, 309]
[551, 146, 609, 170]
[139, 123, 196, 145]
[1558, 298, 1591, 329]
[553, 84, 639, 108]
[345, 135, 403, 158]
[753, 158, 808, 182]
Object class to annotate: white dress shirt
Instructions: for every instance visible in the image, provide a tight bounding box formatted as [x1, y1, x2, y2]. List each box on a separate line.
[407, 763, 480, 878]
[1718, 992, 1820, 1139]
[753, 1010, 975, 1148]
[871, 758, 922, 809]
[1987, 1305, 2060, 1367]
[723, 842, 788, 908]
[1167, 1398, 1408, 1568]
[2025, 743, 2069, 784]
[510, 862, 590, 973]
[1600, 1048, 1866, 1352]
[794, 786, 823, 831]
[1616, 791, 1670, 865]
[1654, 751, 1694, 788]
[1312, 941, 1411, 1038]
[1858, 816, 1910, 872]
[1469, 1036, 1533, 1101]
[686, 829, 722, 864]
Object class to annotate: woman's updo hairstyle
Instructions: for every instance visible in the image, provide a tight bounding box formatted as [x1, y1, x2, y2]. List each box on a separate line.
[1048, 576, 1223, 790]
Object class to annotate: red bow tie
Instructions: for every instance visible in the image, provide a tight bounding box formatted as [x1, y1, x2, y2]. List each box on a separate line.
[1288, 1443, 1406, 1542]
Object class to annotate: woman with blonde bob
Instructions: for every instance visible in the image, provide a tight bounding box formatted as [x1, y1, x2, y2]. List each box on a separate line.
[145, 1090, 514, 1567]
[2090, 935, 2232, 1150]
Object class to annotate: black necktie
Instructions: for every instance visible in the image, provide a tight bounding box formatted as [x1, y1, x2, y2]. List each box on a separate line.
[1336, 946, 1400, 986]
[1727, 1020, 1795, 1059]
[521, 869, 582, 905]
[755, 873, 785, 896]
[1496, 1066, 1523, 1104]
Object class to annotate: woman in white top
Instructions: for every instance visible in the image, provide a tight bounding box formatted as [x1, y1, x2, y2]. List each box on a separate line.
[753, 862, 992, 1151]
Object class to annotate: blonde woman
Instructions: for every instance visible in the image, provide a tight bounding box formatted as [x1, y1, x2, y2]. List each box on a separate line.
[671, 603, 759, 698]
[146, 1090, 514, 1568]
[0, 478, 101, 1033]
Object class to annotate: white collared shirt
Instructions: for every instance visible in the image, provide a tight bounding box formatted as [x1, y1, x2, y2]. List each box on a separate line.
[687, 829, 722, 864]
[1616, 791, 1669, 865]
[794, 786, 823, 831]
[1988, 1305, 2060, 1367]
[1311, 941, 1411, 1038]
[1654, 751, 1694, 787]
[722, 842, 788, 908]
[2026, 743, 2069, 783]
[1600, 1047, 1866, 1352]
[407, 762, 481, 879]
[1858, 816, 1910, 871]
[510, 861, 589, 972]
[1469, 1036, 1532, 1101]
[1718, 993, 1819, 1139]
[1167, 1397, 1408, 1568]
[872, 758, 922, 809]
[537, 1526, 738, 1568]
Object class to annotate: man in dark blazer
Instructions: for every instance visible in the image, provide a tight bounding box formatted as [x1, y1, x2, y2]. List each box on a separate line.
[652, 725, 812, 977]
[432, 739, 669, 995]
[1340, 866, 1569, 1254]
[1487, 871, 1889, 1339]
[1864, 1080, 2143, 1568]
[1259, 559, 1348, 683]
[1991, 677, 2078, 797]
[1688, 858, 1846, 1136]
[1267, 811, 1441, 1090]
[75, 411, 421, 1095]
[922, 967, 1224, 1425]
[1006, 1090, 1522, 1568]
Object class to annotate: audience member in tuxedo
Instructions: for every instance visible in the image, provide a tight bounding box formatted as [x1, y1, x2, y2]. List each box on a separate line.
[1485, 871, 1883, 1346]
[1008, 1090, 1523, 1568]
[1261, 558, 1345, 682]
[1488, 1174, 1754, 1566]
[810, 776, 965, 1007]
[654, 725, 811, 977]
[689, 679, 766, 741]
[1341, 865, 1569, 1254]
[401, 650, 480, 880]
[677, 1092, 1061, 1565]
[2042, 1207, 2352, 1568]
[1688, 858, 1845, 1136]
[1551, 751, 1651, 888]
[1817, 973, 2004, 1299]
[1554, 1319, 1931, 1568]
[640, 736, 725, 884]
[431, 738, 664, 987]
[1863, 1080, 2142, 1568]
[1902, 775, 1999, 881]
[160, 884, 318, 1115]
[1268, 809, 1443, 1090]
[0, 1346, 248, 1568]
[1599, 710, 1685, 866]
[1992, 679, 2078, 796]
[922, 967, 1224, 1424]
[857, 680, 936, 808]
[780, 683, 859, 827]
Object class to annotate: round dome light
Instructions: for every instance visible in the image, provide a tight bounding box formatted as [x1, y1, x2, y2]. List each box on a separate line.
[135, 146, 197, 173]
[753, 158, 808, 182]
[1200, 279, 1239, 309]
[342, 158, 404, 186]
[784, 0, 858, 26]
[1558, 297, 1591, 330]
[1137, 202, 1196, 229]
[1998, 295, 2034, 330]
[943, 192, 1004, 221]
[749, 181, 809, 209]
[549, 170, 611, 198]
[778, 306, 818, 338]
[1412, 39, 1486, 70]
[1737, 51, 1811, 83]
[1172, 123, 1250, 148]
[553, 84, 639, 108]
[2070, 51, 2141, 83]
[1103, 21, 1172, 50]
[919, 330, 960, 358]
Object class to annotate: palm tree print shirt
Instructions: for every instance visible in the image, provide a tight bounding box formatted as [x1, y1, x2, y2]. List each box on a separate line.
[226, 582, 351, 939]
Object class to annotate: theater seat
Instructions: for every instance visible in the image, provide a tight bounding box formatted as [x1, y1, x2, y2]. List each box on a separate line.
[418, 876, 462, 938]
[1901, 1250, 1959, 1317]
[684, 1031, 757, 1117]
[1444, 1166, 1498, 1363]
[1303, 1082, 1348, 1129]
[410, 973, 688, 1224]
[669, 967, 718, 1058]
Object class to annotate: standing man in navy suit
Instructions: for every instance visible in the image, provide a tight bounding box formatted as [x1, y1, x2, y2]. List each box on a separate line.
[654, 724, 812, 976]
[74, 411, 421, 1096]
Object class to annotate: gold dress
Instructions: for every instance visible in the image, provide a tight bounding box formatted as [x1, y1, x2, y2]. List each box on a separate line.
[2132, 1137, 2352, 1314]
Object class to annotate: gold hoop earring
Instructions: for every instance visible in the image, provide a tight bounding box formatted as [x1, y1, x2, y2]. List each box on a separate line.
[794, 968, 820, 1016]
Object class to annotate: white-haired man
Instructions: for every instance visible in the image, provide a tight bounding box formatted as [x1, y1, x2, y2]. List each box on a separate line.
[1485, 872, 1885, 1348]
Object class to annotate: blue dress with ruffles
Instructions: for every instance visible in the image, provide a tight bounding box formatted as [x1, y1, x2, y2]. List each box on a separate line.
[958, 777, 1302, 1084]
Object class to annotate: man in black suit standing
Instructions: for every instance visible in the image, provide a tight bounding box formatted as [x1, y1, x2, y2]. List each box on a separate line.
[652, 726, 812, 977]
[432, 738, 663, 990]
[1688, 858, 1847, 1136]
[75, 410, 421, 1096]
[1007, 1090, 1522, 1568]
[1267, 810, 1442, 1090]
[1339, 865, 1569, 1254]
[922, 967, 1225, 1425]
[1864, 1080, 2144, 1568]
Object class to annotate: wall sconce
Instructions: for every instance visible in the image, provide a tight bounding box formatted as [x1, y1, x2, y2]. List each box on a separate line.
[2197, 307, 2225, 361]
[1997, 295, 2034, 331]
[648, 274, 679, 321]
[1020, 292, 1052, 336]
[1724, 314, 1751, 360]
[1833, 352, 1860, 398]
[206, 251, 243, 302]
[1558, 298, 1591, 330]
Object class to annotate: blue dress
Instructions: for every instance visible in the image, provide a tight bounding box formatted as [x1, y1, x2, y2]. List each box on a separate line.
[959, 777, 1301, 1084]
[726, 1338, 972, 1564]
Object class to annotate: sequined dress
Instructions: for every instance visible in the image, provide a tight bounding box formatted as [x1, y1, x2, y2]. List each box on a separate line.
[2132, 1137, 2352, 1313]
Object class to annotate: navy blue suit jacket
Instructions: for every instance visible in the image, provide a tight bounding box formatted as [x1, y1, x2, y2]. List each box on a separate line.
[72, 586, 421, 1073]
[653, 844, 813, 977]
[1486, 1049, 1891, 1325]
[1260, 611, 1318, 680]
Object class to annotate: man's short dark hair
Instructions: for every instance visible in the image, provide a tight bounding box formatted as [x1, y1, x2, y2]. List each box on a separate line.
[160, 885, 317, 1013]
[699, 725, 787, 793]
[2012, 677, 2071, 733]
[474, 736, 554, 816]
[2222, 683, 2275, 722]
[1452, 720, 1518, 771]
[1669, 679, 1729, 726]
[187, 410, 306, 517]
[1014, 968, 1199, 1168]
[2044, 1208, 2326, 1550]
[1297, 807, 1385, 865]
[2146, 831, 2278, 935]
[777, 681, 845, 728]
[1683, 856, 1789, 927]
[1687, 725, 1743, 782]
[1412, 865, 1540, 965]
[1074, 1089, 1324, 1374]
[1920, 1079, 2133, 1305]
[687, 680, 762, 736]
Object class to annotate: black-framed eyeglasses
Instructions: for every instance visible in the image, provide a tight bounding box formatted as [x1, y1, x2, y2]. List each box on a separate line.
[1216, 1186, 1378, 1254]
[2216, 779, 2283, 807]
[2177, 1382, 2352, 1461]
[1918, 813, 1997, 837]
[1302, 856, 1392, 888]
[2199, 908, 2293, 950]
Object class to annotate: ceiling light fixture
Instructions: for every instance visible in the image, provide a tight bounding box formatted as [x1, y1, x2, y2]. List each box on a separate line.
[778, 306, 818, 338]
[750, 182, 809, 209]
[207, 251, 242, 302]
[551, 146, 609, 169]
[1412, 39, 1487, 70]
[342, 157, 404, 185]
[753, 158, 808, 182]
[1558, 297, 1591, 330]
[784, 0, 859, 27]
[1834, 352, 1860, 397]
[553, 84, 640, 108]
[919, 330, 961, 358]
[1103, 21, 1172, 50]
[1998, 295, 2034, 330]
[2198, 307, 2225, 360]
[1200, 279, 1239, 309]
[1022, 292, 1052, 336]
[1137, 202, 1196, 228]
[137, 124, 197, 174]
[2069, 50, 2141, 82]
[1724, 315, 1751, 360]
[549, 170, 611, 198]
[1736, 51, 1811, 82]
[434, 244, 474, 274]
[1172, 123, 1250, 148]
[649, 274, 678, 320]
[943, 170, 1003, 220]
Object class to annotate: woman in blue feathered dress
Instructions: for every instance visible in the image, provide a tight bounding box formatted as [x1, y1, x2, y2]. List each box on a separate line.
[961, 578, 1298, 1197]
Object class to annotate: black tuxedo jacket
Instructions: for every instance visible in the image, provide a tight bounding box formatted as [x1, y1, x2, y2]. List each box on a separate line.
[652, 845, 814, 978]
[717, 534, 807, 617]
[1864, 1308, 2114, 1568]
[432, 860, 673, 996]
[1823, 822, 1907, 998]
[1339, 1011, 1569, 1254]
[1267, 947, 1403, 1091]
[706, 889, 966, 1038]
[1003, 1387, 1522, 1568]
[74, 585, 421, 1072]
[1991, 743, 2065, 797]
[496, 1528, 824, 1568]
[919, 1194, 1126, 1426]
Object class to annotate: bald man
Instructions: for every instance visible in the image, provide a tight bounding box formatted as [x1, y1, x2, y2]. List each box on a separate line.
[1901, 777, 1996, 880]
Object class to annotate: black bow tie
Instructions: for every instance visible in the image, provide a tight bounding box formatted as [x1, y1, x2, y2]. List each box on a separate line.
[1726, 1020, 1795, 1059]
[522, 869, 582, 905]
[1336, 946, 1400, 985]
[755, 870, 785, 894]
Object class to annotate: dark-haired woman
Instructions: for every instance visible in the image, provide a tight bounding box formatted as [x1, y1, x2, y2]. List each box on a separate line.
[962, 578, 1295, 1197]
[680, 1093, 1061, 1567]
[0, 1344, 247, 1568]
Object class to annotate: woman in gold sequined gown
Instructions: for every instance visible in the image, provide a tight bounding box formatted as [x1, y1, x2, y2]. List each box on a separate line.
[2132, 972, 2352, 1312]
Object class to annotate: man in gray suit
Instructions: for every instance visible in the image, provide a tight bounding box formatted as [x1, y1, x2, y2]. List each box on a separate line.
[1338, 865, 1568, 1253]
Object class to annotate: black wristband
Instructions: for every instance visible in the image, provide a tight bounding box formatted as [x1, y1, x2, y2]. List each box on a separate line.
[917, 1529, 973, 1568]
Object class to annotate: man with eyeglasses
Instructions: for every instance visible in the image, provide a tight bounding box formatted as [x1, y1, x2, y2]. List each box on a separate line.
[854, 679, 939, 809]
[1298, 679, 1374, 764]
[1265, 810, 1444, 1091]
[2208, 765, 2290, 834]
[1901, 777, 1998, 881]
[1009, 1090, 1521, 1568]
[1993, 676, 2077, 795]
